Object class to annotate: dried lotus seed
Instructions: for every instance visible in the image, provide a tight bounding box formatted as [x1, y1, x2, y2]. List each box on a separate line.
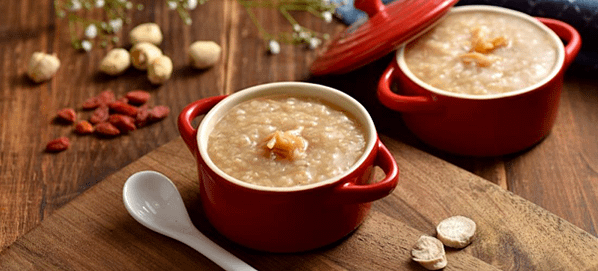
[130, 42, 163, 70]
[412, 235, 447, 270]
[147, 55, 173, 85]
[188, 41, 221, 69]
[129, 23, 163, 45]
[27, 52, 60, 83]
[436, 215, 476, 248]
[99, 48, 130, 75]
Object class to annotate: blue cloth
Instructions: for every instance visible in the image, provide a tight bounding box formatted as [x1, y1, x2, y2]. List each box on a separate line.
[333, 0, 598, 71]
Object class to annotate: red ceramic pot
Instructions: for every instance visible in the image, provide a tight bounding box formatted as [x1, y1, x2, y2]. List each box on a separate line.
[377, 6, 581, 156]
[178, 82, 399, 252]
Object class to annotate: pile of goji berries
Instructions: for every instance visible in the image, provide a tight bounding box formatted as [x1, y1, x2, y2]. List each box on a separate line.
[45, 89, 170, 152]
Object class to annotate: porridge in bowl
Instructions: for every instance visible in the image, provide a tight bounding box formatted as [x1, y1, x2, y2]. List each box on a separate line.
[207, 96, 366, 187]
[403, 10, 558, 95]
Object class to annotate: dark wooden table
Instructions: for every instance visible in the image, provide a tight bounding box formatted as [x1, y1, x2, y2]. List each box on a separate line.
[1, 0, 597, 266]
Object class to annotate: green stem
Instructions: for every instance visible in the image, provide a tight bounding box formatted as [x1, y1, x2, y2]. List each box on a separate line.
[176, 5, 191, 24]
[67, 14, 80, 48]
[305, 6, 322, 18]
[278, 6, 299, 27]
[239, 0, 275, 40]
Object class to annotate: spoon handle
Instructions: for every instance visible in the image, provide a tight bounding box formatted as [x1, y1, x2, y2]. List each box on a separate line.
[177, 227, 257, 271]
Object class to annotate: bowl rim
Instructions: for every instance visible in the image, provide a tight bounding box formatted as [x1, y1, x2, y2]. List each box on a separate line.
[196, 81, 378, 192]
[396, 5, 566, 100]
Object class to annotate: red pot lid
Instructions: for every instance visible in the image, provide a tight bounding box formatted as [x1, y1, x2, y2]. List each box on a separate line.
[311, 0, 459, 76]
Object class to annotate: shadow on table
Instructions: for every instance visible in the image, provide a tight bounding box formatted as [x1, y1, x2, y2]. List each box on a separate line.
[89, 68, 162, 92]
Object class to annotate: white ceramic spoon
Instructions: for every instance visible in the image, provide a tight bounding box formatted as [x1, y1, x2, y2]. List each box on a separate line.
[123, 170, 257, 271]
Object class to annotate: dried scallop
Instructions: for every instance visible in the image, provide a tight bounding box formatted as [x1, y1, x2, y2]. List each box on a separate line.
[469, 26, 508, 54]
[460, 52, 499, 67]
[436, 215, 476, 248]
[264, 127, 308, 160]
[460, 26, 508, 67]
[411, 235, 448, 270]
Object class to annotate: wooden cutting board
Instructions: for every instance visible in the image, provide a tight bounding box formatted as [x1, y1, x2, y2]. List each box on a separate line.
[2, 136, 598, 270]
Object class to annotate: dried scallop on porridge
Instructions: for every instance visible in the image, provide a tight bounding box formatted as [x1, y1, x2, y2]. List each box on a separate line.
[207, 96, 366, 187]
[403, 11, 558, 95]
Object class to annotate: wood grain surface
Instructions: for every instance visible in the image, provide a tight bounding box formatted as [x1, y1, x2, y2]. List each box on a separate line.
[1, 137, 597, 270]
[1, 0, 598, 268]
[0, 0, 335, 250]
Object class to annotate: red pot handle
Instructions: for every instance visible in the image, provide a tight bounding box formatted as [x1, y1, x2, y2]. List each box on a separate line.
[331, 138, 399, 204]
[177, 95, 228, 157]
[377, 60, 436, 112]
[537, 17, 581, 71]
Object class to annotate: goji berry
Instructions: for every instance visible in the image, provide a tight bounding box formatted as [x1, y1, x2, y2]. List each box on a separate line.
[75, 120, 94, 134]
[125, 90, 151, 105]
[148, 105, 170, 122]
[98, 90, 115, 103]
[82, 90, 115, 110]
[116, 97, 129, 104]
[109, 101, 138, 117]
[94, 122, 121, 136]
[135, 105, 150, 128]
[108, 114, 136, 132]
[56, 108, 76, 123]
[89, 105, 109, 124]
[45, 137, 70, 152]
[82, 97, 100, 110]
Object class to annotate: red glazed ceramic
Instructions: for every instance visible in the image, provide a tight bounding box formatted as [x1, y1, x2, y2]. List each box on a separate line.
[377, 6, 581, 156]
[311, 0, 459, 75]
[178, 82, 399, 252]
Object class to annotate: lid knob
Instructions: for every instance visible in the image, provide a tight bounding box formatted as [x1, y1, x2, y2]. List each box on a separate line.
[354, 0, 388, 18]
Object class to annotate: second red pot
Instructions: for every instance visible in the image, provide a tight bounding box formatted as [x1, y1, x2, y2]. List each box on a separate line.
[377, 6, 581, 156]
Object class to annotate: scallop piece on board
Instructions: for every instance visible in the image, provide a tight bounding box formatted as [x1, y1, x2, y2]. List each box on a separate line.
[411, 235, 448, 270]
[436, 215, 476, 248]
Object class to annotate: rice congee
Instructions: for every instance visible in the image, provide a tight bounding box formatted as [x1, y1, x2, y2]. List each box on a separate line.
[207, 96, 366, 187]
[403, 10, 558, 95]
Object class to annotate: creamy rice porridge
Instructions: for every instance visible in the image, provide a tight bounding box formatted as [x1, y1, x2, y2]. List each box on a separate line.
[207, 96, 366, 187]
[404, 11, 558, 95]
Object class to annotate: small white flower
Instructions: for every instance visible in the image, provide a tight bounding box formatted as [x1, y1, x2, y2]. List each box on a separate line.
[322, 11, 332, 23]
[299, 31, 310, 40]
[81, 40, 92, 51]
[167, 1, 177, 10]
[69, 0, 82, 10]
[95, 0, 105, 8]
[109, 18, 123, 32]
[308, 37, 321, 50]
[84, 24, 97, 39]
[125, 1, 133, 9]
[268, 40, 280, 55]
[186, 0, 198, 10]
[293, 24, 301, 32]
